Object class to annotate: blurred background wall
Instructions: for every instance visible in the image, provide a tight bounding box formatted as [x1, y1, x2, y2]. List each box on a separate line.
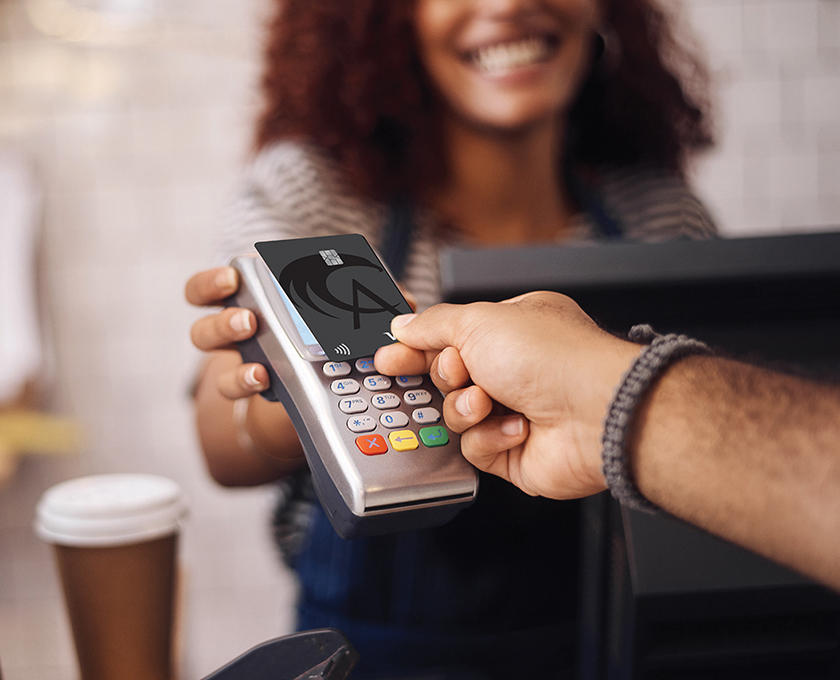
[0, 1, 297, 678]
[0, 0, 837, 678]
[687, 0, 840, 235]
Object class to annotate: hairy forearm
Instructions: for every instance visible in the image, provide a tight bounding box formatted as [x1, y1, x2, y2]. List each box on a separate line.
[629, 356, 840, 590]
[194, 351, 304, 486]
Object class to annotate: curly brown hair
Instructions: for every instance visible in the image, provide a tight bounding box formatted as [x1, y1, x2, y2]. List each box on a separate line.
[255, 0, 714, 201]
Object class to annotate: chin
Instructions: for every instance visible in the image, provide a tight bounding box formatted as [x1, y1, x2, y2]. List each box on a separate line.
[455, 99, 566, 135]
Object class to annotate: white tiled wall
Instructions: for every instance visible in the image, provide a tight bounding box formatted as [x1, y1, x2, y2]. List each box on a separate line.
[0, 1, 297, 679]
[0, 0, 837, 679]
[687, 0, 840, 235]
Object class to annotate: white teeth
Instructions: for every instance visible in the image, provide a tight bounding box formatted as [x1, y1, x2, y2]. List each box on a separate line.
[472, 37, 552, 74]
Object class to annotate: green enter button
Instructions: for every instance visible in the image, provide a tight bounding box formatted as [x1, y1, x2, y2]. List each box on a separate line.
[419, 426, 449, 447]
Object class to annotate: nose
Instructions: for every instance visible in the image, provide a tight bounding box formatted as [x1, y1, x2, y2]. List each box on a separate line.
[478, 0, 543, 20]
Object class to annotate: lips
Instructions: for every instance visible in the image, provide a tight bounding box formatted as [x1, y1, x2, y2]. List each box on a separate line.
[466, 35, 559, 75]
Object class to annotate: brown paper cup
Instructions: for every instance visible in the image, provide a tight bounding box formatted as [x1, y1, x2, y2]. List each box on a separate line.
[35, 474, 186, 680]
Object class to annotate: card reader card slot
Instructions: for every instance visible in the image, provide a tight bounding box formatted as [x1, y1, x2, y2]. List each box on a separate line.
[366, 491, 478, 513]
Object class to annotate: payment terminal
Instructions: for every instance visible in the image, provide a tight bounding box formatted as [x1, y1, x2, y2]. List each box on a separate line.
[226, 235, 477, 539]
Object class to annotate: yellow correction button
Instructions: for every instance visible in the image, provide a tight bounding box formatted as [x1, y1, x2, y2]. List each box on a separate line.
[388, 430, 419, 451]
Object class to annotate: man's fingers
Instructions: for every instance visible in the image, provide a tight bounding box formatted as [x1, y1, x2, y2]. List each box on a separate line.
[191, 307, 256, 351]
[390, 302, 482, 351]
[441, 385, 493, 433]
[458, 415, 530, 481]
[185, 267, 239, 306]
[374, 342, 436, 376]
[429, 347, 471, 394]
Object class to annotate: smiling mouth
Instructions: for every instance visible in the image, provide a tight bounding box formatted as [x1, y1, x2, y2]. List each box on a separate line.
[467, 35, 559, 75]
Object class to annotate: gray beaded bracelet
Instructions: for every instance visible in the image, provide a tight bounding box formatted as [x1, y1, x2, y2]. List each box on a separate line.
[601, 325, 713, 512]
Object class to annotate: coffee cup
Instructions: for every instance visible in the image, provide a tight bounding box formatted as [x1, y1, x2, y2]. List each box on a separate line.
[35, 474, 186, 680]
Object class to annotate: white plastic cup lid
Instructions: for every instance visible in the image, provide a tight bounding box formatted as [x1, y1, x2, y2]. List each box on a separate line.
[34, 474, 187, 547]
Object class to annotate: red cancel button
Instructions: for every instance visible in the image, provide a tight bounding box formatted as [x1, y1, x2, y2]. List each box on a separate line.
[355, 434, 388, 455]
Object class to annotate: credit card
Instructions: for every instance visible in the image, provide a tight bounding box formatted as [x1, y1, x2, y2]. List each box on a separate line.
[256, 234, 412, 362]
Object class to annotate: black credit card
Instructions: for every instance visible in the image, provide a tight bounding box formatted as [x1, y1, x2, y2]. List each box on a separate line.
[256, 235, 413, 362]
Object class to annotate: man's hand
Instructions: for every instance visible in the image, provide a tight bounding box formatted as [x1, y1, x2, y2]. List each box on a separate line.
[375, 292, 641, 500]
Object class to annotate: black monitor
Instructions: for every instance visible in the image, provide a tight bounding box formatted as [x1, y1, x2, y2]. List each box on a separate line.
[440, 231, 840, 680]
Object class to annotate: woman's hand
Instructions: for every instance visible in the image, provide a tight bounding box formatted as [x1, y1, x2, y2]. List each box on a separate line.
[186, 266, 304, 486]
[185, 266, 271, 398]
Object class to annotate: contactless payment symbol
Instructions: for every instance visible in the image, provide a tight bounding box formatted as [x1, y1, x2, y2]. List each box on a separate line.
[256, 234, 413, 362]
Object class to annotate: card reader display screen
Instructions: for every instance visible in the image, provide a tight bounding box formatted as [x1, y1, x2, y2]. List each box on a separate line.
[256, 234, 412, 362]
[270, 277, 321, 352]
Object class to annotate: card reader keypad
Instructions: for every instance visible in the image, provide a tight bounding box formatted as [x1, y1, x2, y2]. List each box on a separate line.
[324, 359, 448, 456]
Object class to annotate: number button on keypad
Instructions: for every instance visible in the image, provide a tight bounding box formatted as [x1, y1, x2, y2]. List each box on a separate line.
[380, 412, 409, 429]
[363, 375, 392, 391]
[339, 397, 368, 414]
[403, 389, 432, 406]
[396, 375, 423, 388]
[371, 393, 400, 410]
[355, 358, 376, 374]
[331, 379, 360, 395]
[323, 362, 352, 377]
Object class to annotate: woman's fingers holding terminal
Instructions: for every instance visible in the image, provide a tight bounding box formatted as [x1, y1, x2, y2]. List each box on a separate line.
[185, 266, 239, 306]
[217, 362, 270, 400]
[190, 307, 256, 352]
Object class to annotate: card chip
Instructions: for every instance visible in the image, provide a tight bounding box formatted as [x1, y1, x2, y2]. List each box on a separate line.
[320, 249, 343, 266]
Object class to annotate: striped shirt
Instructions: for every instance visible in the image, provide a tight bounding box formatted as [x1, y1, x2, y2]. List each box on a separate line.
[217, 141, 716, 310]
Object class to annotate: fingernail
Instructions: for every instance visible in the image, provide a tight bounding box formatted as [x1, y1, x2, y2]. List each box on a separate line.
[244, 365, 262, 388]
[455, 390, 472, 417]
[501, 415, 524, 437]
[230, 310, 251, 333]
[391, 314, 416, 331]
[437, 359, 448, 384]
[216, 267, 237, 291]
